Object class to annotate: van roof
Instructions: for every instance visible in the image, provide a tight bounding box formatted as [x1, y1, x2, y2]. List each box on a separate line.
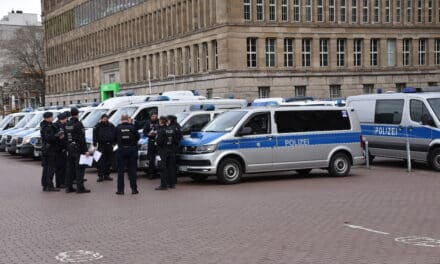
[233, 105, 352, 112]
[114, 99, 248, 109]
[347, 92, 440, 101]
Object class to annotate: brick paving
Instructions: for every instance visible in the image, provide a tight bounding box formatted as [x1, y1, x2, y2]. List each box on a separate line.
[0, 153, 439, 264]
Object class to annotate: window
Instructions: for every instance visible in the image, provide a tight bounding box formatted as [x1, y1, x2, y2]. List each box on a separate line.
[182, 114, 211, 135]
[363, 84, 375, 94]
[417, 0, 423, 23]
[352, 0, 358, 22]
[337, 39, 346, 67]
[375, 100, 404, 124]
[330, 85, 341, 98]
[305, 0, 313, 22]
[387, 39, 396, 66]
[317, 0, 324, 22]
[410, 100, 434, 125]
[207, 88, 213, 99]
[418, 39, 426, 65]
[295, 86, 307, 96]
[362, 0, 369, 23]
[281, 0, 289, 21]
[284, 38, 294, 67]
[340, 0, 347, 22]
[428, 0, 433, 22]
[247, 38, 257, 68]
[354, 39, 362, 66]
[302, 39, 312, 67]
[329, 0, 336, 22]
[403, 39, 411, 66]
[320, 39, 329, 67]
[275, 110, 351, 133]
[407, 0, 412, 23]
[135, 107, 159, 128]
[244, 0, 252, 21]
[396, 0, 402, 22]
[258, 87, 270, 98]
[269, 0, 276, 21]
[370, 39, 379, 66]
[373, 0, 380, 23]
[385, 0, 391, 22]
[213, 40, 219, 70]
[243, 113, 271, 135]
[435, 39, 440, 65]
[266, 38, 276, 67]
[293, 0, 301, 22]
[257, 0, 265, 21]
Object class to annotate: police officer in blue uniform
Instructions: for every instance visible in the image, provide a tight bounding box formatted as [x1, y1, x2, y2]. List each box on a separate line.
[93, 114, 115, 182]
[142, 112, 159, 179]
[115, 114, 140, 195]
[53, 112, 68, 189]
[40, 111, 61, 192]
[65, 107, 91, 194]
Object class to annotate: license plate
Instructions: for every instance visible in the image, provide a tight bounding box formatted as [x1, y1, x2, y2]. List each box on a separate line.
[34, 151, 40, 157]
[179, 166, 188, 172]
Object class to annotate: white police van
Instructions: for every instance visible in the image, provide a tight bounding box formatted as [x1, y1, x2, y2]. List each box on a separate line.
[347, 91, 440, 170]
[178, 106, 364, 184]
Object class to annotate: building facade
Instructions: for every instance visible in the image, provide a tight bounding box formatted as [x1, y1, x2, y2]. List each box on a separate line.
[43, 0, 440, 105]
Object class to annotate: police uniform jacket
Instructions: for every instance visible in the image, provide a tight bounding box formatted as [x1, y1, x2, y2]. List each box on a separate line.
[93, 122, 116, 147]
[65, 117, 88, 154]
[156, 125, 180, 150]
[53, 121, 67, 152]
[115, 123, 140, 148]
[143, 120, 159, 143]
[40, 120, 58, 155]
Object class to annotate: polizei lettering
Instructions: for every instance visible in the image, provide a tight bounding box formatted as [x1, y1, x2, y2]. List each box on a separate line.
[285, 138, 310, 147]
[374, 126, 398, 136]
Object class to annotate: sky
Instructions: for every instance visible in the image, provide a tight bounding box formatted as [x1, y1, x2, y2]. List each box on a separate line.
[0, 0, 42, 20]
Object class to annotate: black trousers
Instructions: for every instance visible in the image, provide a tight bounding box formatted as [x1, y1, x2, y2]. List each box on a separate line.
[147, 142, 157, 175]
[41, 154, 56, 189]
[117, 147, 138, 192]
[97, 143, 113, 177]
[55, 150, 66, 187]
[65, 151, 86, 190]
[158, 148, 177, 188]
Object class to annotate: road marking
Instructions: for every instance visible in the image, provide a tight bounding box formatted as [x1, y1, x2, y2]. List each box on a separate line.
[344, 223, 390, 235]
[55, 250, 103, 263]
[395, 236, 440, 247]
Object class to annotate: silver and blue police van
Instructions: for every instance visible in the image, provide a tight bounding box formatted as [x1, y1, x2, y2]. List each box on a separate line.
[178, 106, 364, 184]
[347, 90, 440, 170]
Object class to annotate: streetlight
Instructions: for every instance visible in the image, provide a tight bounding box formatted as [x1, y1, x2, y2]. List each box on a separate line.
[167, 74, 176, 91]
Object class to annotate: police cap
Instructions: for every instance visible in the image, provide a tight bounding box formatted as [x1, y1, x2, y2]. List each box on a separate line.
[70, 107, 79, 116]
[43, 112, 53, 119]
[57, 112, 67, 120]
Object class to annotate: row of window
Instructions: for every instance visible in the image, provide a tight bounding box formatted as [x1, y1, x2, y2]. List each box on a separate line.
[375, 99, 436, 126]
[247, 38, 440, 68]
[47, 67, 95, 95]
[243, 0, 440, 24]
[258, 85, 343, 98]
[46, 0, 217, 68]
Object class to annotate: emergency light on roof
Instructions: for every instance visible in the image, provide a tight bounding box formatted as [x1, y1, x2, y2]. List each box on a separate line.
[403, 87, 421, 93]
[155, 96, 171, 101]
[21, 107, 33, 112]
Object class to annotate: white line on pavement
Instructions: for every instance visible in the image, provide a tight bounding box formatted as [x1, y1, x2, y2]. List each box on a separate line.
[343, 223, 390, 235]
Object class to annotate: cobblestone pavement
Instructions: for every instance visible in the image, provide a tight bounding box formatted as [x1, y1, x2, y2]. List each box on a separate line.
[0, 153, 439, 264]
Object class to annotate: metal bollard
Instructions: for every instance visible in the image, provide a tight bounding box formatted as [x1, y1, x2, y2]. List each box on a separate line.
[406, 137, 412, 173]
[365, 141, 370, 169]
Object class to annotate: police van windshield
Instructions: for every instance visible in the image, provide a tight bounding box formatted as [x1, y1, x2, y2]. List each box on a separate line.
[0, 115, 13, 128]
[203, 111, 247, 132]
[428, 98, 440, 121]
[109, 107, 138, 126]
[175, 112, 190, 124]
[24, 113, 44, 128]
[82, 109, 109, 128]
[15, 114, 35, 128]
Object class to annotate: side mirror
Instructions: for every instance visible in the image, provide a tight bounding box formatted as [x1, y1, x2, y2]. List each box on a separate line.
[238, 127, 253, 136]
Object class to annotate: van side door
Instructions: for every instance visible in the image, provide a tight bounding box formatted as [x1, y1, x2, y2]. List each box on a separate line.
[408, 99, 435, 160]
[236, 112, 274, 173]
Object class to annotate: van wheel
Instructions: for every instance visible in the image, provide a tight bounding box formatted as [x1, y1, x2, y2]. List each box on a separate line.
[428, 148, 440, 171]
[328, 152, 351, 177]
[190, 175, 208, 183]
[296, 169, 312, 175]
[217, 158, 242, 184]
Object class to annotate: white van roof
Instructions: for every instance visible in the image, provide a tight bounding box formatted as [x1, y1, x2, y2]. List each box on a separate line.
[347, 92, 440, 102]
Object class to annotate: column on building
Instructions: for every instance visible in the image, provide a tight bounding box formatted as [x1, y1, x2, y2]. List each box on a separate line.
[329, 38, 337, 69]
[312, 37, 320, 68]
[379, 38, 387, 67]
[428, 38, 435, 65]
[192, 44, 198, 73]
[363, 38, 371, 68]
[258, 38, 266, 69]
[396, 37, 403, 67]
[412, 38, 419, 66]
[294, 36, 302, 68]
[347, 38, 354, 67]
[207, 41, 215, 71]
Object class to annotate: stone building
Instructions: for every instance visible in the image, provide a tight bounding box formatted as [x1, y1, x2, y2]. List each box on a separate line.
[43, 0, 440, 105]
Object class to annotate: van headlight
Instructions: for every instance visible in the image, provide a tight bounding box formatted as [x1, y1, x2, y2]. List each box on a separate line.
[23, 138, 31, 144]
[195, 144, 218, 154]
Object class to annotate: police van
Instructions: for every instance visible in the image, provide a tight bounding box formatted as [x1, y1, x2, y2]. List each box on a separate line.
[178, 106, 364, 184]
[347, 91, 440, 170]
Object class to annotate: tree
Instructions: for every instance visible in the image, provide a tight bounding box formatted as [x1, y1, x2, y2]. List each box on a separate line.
[0, 25, 45, 108]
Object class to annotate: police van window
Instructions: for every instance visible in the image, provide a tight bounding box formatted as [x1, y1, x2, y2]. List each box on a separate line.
[375, 100, 404, 124]
[243, 113, 271, 135]
[182, 114, 211, 135]
[428, 98, 440, 122]
[135, 107, 158, 128]
[411, 100, 435, 126]
[275, 110, 351, 133]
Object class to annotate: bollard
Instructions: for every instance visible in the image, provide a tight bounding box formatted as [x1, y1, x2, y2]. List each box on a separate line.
[365, 141, 370, 169]
[406, 137, 412, 173]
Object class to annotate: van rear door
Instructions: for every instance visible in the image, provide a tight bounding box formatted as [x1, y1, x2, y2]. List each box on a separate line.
[407, 99, 435, 160]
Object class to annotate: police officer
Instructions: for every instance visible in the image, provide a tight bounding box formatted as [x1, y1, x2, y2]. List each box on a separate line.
[167, 115, 182, 186]
[142, 112, 159, 179]
[65, 107, 91, 194]
[155, 116, 180, 190]
[53, 112, 68, 189]
[93, 114, 115, 182]
[115, 114, 140, 195]
[40, 111, 60, 192]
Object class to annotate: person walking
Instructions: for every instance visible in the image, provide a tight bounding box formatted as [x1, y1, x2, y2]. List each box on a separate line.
[155, 116, 179, 190]
[115, 114, 140, 195]
[65, 107, 91, 194]
[142, 112, 159, 179]
[93, 114, 116, 182]
[40, 111, 60, 192]
[53, 112, 68, 189]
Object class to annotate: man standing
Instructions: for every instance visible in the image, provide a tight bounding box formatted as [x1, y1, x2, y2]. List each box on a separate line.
[93, 114, 115, 182]
[142, 112, 159, 179]
[115, 114, 140, 195]
[53, 112, 68, 189]
[40, 112, 60, 192]
[167, 115, 182, 187]
[155, 116, 180, 190]
[65, 107, 91, 194]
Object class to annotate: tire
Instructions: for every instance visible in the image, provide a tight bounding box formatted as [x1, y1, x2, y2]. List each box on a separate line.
[217, 158, 243, 184]
[428, 148, 440, 171]
[190, 175, 208, 183]
[328, 152, 351, 177]
[296, 169, 312, 175]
